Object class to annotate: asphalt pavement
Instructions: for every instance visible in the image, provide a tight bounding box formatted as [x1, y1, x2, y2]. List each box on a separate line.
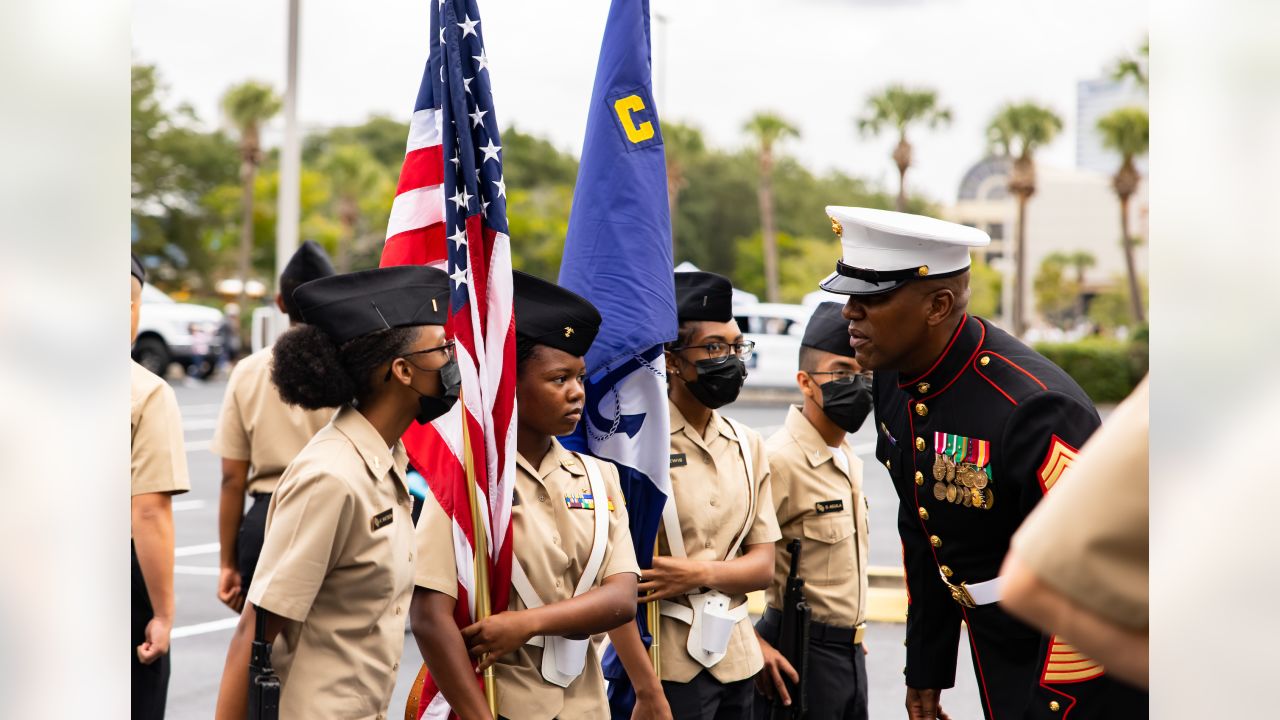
[162, 377, 984, 719]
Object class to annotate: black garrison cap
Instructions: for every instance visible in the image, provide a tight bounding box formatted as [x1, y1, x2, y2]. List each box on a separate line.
[279, 241, 337, 318]
[131, 252, 146, 285]
[801, 302, 856, 358]
[513, 270, 601, 357]
[293, 265, 450, 345]
[674, 271, 733, 323]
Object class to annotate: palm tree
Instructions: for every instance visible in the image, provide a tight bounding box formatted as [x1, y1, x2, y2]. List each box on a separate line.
[662, 122, 706, 257]
[1096, 107, 1149, 325]
[1112, 37, 1149, 91]
[986, 102, 1064, 336]
[743, 112, 799, 303]
[856, 85, 952, 212]
[221, 81, 281, 311]
[319, 144, 382, 272]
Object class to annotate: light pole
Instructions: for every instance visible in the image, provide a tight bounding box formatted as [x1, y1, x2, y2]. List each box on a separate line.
[275, 0, 302, 288]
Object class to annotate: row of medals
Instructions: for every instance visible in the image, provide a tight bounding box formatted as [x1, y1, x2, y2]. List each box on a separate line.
[932, 454, 994, 510]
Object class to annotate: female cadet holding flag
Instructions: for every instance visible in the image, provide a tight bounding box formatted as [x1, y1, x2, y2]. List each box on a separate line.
[410, 271, 640, 720]
[213, 265, 461, 720]
[607, 270, 781, 720]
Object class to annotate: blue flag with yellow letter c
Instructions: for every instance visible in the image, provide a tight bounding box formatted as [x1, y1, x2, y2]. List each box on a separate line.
[557, 0, 675, 717]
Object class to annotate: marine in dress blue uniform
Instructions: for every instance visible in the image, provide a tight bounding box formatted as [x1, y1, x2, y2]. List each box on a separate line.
[819, 207, 1147, 719]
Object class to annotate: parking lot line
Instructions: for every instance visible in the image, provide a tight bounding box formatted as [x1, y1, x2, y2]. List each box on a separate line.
[172, 617, 240, 639]
[176, 542, 220, 557]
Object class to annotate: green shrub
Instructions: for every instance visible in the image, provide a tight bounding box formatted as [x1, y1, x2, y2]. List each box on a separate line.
[1034, 339, 1148, 404]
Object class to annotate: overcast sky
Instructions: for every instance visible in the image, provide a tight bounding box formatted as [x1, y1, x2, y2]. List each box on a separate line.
[132, 0, 1146, 203]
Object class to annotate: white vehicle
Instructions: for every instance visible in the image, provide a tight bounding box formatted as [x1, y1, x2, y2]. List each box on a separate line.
[733, 302, 811, 388]
[133, 285, 224, 378]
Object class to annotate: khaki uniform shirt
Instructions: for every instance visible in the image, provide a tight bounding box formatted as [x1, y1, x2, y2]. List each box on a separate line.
[246, 406, 415, 720]
[1012, 377, 1149, 631]
[210, 346, 334, 495]
[659, 401, 781, 683]
[130, 361, 190, 497]
[415, 438, 639, 720]
[764, 406, 868, 627]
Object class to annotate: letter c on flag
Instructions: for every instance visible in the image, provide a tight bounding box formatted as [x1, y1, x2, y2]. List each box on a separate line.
[613, 95, 654, 144]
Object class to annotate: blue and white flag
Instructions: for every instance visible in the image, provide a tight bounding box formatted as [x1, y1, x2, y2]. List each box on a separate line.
[557, 0, 674, 715]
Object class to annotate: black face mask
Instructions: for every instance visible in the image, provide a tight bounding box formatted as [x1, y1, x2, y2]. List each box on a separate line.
[683, 356, 747, 409]
[412, 356, 462, 425]
[818, 374, 873, 433]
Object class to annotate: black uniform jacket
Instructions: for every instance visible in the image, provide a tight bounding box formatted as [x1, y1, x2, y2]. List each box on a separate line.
[874, 314, 1100, 689]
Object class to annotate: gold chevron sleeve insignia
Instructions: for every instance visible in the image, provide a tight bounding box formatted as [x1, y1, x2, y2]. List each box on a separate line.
[1041, 636, 1105, 683]
[1037, 435, 1080, 494]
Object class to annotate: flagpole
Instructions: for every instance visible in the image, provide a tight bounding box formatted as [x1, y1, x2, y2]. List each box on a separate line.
[647, 542, 662, 674]
[461, 399, 499, 716]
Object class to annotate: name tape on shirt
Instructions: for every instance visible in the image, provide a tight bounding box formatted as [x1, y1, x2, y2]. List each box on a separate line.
[670, 453, 687, 468]
[815, 499, 845, 514]
[370, 508, 394, 531]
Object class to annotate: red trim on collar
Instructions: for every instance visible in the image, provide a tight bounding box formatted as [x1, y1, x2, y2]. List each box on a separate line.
[899, 313, 969, 389]
[919, 320, 987, 403]
[983, 351, 1047, 390]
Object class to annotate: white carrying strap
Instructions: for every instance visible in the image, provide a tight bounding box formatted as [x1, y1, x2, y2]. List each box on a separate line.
[657, 417, 757, 668]
[509, 453, 610, 687]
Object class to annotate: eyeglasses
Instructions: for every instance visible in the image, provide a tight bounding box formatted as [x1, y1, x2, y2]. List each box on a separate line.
[807, 369, 872, 385]
[671, 340, 756, 364]
[385, 341, 456, 380]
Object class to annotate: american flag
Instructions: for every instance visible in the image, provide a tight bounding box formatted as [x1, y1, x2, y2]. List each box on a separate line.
[380, 0, 515, 717]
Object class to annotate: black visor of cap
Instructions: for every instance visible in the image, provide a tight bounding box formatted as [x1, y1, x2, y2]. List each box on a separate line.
[512, 270, 601, 357]
[801, 302, 856, 358]
[674, 270, 734, 322]
[292, 265, 451, 345]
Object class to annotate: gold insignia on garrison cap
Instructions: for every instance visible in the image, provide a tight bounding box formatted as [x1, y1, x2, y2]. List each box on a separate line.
[564, 326, 575, 338]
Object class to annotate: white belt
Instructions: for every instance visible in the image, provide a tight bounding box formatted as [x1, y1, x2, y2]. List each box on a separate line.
[940, 571, 1003, 608]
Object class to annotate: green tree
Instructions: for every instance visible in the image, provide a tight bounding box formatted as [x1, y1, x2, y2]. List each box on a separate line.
[856, 85, 952, 212]
[303, 115, 410, 170]
[663, 122, 706, 255]
[968, 257, 1003, 319]
[1087, 274, 1148, 335]
[132, 63, 239, 287]
[1035, 253, 1081, 328]
[221, 81, 282, 310]
[501, 125, 579, 190]
[506, 185, 574, 279]
[1096, 107, 1149, 325]
[1060, 250, 1096, 319]
[743, 112, 800, 303]
[1111, 37, 1149, 91]
[987, 101, 1064, 336]
[317, 144, 390, 271]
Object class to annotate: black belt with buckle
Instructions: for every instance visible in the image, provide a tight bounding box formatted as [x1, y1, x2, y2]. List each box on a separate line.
[763, 607, 866, 645]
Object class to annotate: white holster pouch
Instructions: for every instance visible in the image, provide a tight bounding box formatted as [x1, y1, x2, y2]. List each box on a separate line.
[658, 418, 757, 669]
[511, 453, 609, 688]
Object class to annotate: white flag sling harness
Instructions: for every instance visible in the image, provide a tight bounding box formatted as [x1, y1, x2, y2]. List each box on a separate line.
[509, 452, 610, 688]
[658, 417, 756, 669]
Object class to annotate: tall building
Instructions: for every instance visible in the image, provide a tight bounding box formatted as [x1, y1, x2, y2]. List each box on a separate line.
[1076, 77, 1148, 175]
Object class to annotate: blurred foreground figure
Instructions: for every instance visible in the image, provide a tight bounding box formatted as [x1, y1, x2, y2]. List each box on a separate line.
[821, 207, 1146, 719]
[1002, 378, 1150, 689]
[131, 252, 191, 719]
